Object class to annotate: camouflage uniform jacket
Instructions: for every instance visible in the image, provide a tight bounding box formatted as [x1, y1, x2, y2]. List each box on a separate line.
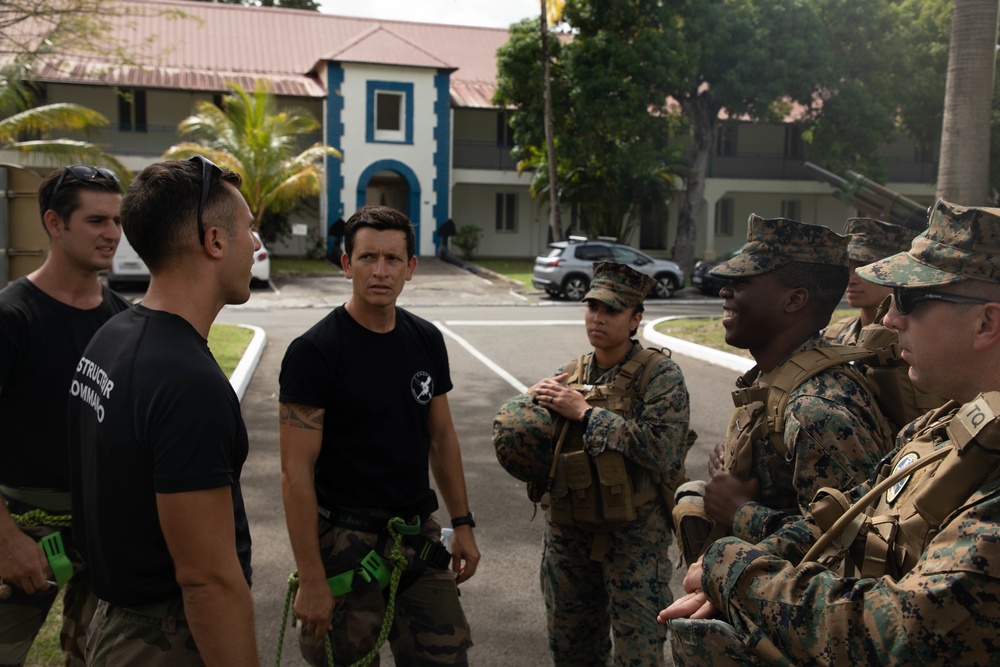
[822, 313, 862, 346]
[558, 340, 690, 489]
[700, 409, 1000, 664]
[728, 334, 891, 544]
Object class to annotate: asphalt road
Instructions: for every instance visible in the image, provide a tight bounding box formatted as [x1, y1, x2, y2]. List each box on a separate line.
[209, 258, 733, 666]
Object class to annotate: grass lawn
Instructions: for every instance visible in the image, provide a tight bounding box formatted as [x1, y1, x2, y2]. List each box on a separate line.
[270, 256, 341, 276]
[23, 323, 253, 666]
[653, 308, 862, 360]
[473, 259, 535, 287]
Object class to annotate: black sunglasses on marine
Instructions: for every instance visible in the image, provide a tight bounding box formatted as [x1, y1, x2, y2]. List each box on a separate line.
[893, 286, 993, 315]
[46, 165, 119, 212]
[188, 155, 223, 245]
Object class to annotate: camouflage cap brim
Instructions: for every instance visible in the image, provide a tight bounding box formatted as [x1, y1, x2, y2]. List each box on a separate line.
[709, 253, 787, 279]
[583, 286, 630, 311]
[858, 199, 1000, 287]
[709, 214, 848, 279]
[856, 246, 965, 288]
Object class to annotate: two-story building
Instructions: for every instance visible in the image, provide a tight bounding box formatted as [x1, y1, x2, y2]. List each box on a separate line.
[4, 0, 937, 262]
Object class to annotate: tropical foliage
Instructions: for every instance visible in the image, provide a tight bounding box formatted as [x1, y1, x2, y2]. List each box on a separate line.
[0, 57, 129, 182]
[163, 81, 341, 244]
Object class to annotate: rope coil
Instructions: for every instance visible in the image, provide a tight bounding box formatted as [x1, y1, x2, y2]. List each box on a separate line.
[275, 516, 412, 667]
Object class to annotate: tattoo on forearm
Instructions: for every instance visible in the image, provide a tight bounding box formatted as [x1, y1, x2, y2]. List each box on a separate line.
[279, 403, 324, 430]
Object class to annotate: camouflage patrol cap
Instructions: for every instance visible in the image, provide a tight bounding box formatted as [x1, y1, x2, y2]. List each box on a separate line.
[710, 215, 848, 278]
[493, 394, 557, 483]
[846, 217, 920, 264]
[858, 199, 1000, 287]
[583, 261, 655, 311]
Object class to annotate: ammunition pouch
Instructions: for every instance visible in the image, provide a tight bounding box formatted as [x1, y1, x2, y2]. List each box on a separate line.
[671, 480, 714, 567]
[548, 450, 642, 530]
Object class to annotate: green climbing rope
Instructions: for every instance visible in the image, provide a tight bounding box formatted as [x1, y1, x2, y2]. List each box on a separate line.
[275, 516, 413, 667]
[12, 509, 72, 528]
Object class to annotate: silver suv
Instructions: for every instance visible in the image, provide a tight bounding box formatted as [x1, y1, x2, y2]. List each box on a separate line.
[532, 237, 684, 301]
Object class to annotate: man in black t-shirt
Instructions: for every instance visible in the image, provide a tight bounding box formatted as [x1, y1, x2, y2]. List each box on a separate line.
[0, 165, 128, 667]
[280, 205, 480, 666]
[69, 157, 260, 666]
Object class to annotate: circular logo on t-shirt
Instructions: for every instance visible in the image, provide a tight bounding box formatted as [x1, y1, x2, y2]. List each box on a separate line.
[411, 371, 434, 405]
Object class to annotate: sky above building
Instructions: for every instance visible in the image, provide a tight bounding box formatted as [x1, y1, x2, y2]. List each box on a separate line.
[316, 0, 539, 29]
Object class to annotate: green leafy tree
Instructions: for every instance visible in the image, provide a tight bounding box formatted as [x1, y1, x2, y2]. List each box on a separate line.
[0, 57, 129, 181]
[496, 2, 683, 242]
[163, 81, 341, 244]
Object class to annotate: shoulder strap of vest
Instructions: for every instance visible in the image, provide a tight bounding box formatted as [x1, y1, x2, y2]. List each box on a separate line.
[856, 323, 903, 366]
[611, 346, 668, 394]
[759, 344, 877, 458]
[563, 353, 590, 386]
[822, 316, 855, 343]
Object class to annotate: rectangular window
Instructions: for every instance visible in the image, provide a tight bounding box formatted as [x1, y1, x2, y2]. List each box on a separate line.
[714, 198, 734, 236]
[784, 125, 804, 159]
[716, 123, 736, 157]
[367, 81, 413, 144]
[496, 112, 514, 147]
[117, 89, 147, 133]
[781, 199, 802, 221]
[376, 91, 402, 132]
[495, 192, 517, 232]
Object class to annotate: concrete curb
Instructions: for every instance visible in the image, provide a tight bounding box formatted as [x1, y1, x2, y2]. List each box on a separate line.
[643, 316, 754, 374]
[230, 324, 267, 402]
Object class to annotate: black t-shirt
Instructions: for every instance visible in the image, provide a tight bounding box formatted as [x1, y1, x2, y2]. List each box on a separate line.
[69, 305, 252, 606]
[0, 277, 130, 489]
[279, 305, 452, 515]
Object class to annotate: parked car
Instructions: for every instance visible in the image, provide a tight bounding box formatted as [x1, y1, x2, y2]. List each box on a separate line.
[107, 231, 270, 290]
[689, 246, 743, 296]
[532, 237, 684, 301]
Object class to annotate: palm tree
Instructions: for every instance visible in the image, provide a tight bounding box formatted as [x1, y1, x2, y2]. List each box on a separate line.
[0, 58, 130, 182]
[540, 0, 565, 242]
[936, 0, 1000, 204]
[163, 81, 342, 243]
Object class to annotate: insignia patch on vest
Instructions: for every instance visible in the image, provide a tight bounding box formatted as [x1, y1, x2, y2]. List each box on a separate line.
[886, 452, 919, 505]
[957, 394, 997, 436]
[411, 371, 434, 405]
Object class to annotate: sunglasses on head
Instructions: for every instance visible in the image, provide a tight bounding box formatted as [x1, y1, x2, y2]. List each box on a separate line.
[188, 155, 223, 244]
[47, 165, 119, 212]
[892, 286, 994, 315]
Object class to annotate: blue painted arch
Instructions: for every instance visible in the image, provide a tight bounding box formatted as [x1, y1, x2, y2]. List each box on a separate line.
[355, 159, 422, 255]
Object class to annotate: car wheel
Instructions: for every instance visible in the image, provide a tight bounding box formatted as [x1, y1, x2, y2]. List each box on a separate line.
[562, 275, 590, 301]
[653, 275, 676, 299]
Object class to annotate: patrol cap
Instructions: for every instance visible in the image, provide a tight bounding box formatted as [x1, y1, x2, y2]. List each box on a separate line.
[858, 199, 1000, 287]
[710, 215, 849, 279]
[493, 394, 557, 483]
[583, 261, 655, 311]
[846, 217, 920, 264]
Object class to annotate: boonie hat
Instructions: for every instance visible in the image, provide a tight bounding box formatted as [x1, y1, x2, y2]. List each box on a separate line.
[846, 218, 920, 264]
[857, 199, 1000, 287]
[710, 215, 848, 279]
[583, 261, 655, 311]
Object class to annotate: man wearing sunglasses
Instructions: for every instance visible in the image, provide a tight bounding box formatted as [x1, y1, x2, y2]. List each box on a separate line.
[0, 165, 129, 667]
[69, 157, 260, 665]
[660, 199, 1000, 665]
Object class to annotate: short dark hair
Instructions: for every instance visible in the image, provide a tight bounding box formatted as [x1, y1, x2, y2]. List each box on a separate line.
[38, 166, 122, 229]
[773, 261, 849, 324]
[120, 159, 241, 271]
[344, 206, 415, 260]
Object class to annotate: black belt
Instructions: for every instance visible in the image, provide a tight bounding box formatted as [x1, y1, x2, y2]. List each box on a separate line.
[318, 505, 451, 572]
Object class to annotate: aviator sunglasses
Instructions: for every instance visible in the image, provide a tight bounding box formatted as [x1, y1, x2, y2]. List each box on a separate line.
[188, 154, 223, 244]
[893, 286, 994, 315]
[46, 165, 119, 211]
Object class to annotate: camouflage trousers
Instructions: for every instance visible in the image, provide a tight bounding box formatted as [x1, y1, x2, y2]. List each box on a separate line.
[667, 618, 769, 667]
[0, 526, 95, 667]
[541, 501, 674, 667]
[299, 512, 472, 667]
[86, 596, 204, 666]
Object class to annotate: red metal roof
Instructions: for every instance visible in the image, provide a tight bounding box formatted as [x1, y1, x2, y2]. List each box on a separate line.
[8, 0, 509, 106]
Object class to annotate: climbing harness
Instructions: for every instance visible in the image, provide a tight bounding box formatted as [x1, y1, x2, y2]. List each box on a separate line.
[275, 515, 420, 667]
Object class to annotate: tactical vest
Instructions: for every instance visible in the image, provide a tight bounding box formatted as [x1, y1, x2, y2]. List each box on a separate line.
[806, 393, 1000, 579]
[725, 343, 896, 483]
[543, 347, 693, 558]
[671, 343, 896, 565]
